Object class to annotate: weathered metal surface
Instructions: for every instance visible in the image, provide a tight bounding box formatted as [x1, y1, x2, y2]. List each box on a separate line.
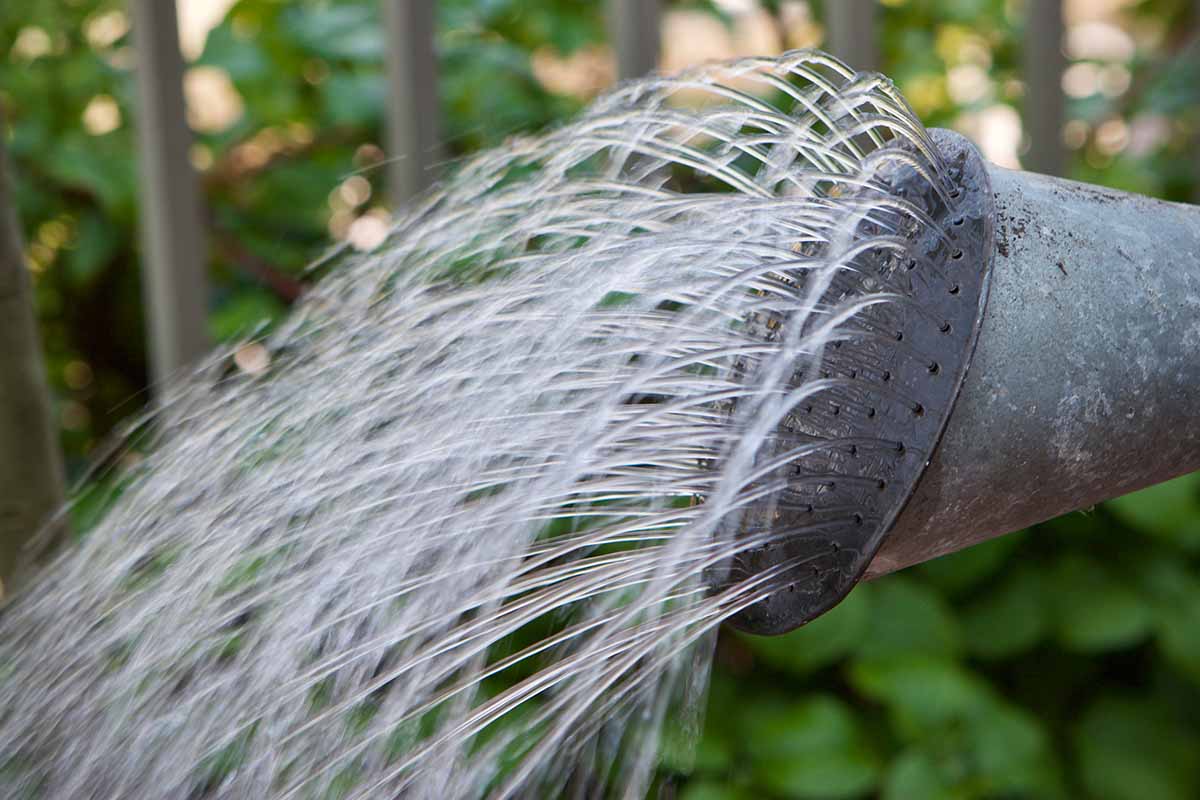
[870, 166, 1200, 577]
[728, 130, 996, 634]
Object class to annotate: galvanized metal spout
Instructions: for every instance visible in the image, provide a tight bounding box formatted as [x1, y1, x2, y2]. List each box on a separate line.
[869, 165, 1200, 577]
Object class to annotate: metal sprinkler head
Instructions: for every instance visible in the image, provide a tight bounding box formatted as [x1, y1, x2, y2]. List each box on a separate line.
[731, 125, 1200, 637]
[727, 130, 996, 635]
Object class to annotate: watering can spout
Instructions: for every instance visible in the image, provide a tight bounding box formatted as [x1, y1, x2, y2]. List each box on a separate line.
[870, 165, 1200, 577]
[730, 145, 1200, 636]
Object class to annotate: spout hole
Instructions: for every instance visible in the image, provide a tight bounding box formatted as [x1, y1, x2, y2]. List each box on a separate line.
[928, 361, 940, 375]
[948, 284, 960, 295]
[881, 370, 891, 382]
[853, 513, 864, 526]
[951, 249, 964, 260]
[939, 321, 952, 333]
[953, 217, 965, 226]
[912, 403, 925, 417]
[906, 258, 917, 271]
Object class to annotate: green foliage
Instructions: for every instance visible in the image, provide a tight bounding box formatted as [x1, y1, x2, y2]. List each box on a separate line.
[1, 0, 596, 471]
[744, 694, 880, 798]
[1075, 697, 1200, 800]
[688, 479, 1200, 799]
[960, 564, 1046, 659]
[6, 1, 1200, 798]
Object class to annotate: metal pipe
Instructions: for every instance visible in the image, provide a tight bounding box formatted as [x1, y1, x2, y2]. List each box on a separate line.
[869, 165, 1200, 576]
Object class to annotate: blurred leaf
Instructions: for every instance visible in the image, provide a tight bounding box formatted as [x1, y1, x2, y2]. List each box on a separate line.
[284, 5, 384, 62]
[46, 135, 134, 214]
[320, 73, 386, 126]
[678, 782, 754, 800]
[442, 39, 575, 150]
[881, 750, 963, 800]
[848, 655, 990, 736]
[1144, 44, 1200, 115]
[198, 23, 271, 81]
[1107, 473, 1200, 552]
[745, 695, 879, 799]
[1076, 696, 1200, 800]
[209, 286, 287, 342]
[1135, 554, 1200, 683]
[690, 730, 734, 776]
[743, 695, 860, 760]
[918, 531, 1023, 596]
[740, 583, 871, 676]
[966, 703, 1061, 797]
[854, 576, 961, 661]
[961, 565, 1046, 660]
[1050, 554, 1152, 653]
[757, 749, 879, 800]
[688, 674, 738, 776]
[64, 211, 120, 287]
[68, 474, 129, 536]
[944, 0, 991, 24]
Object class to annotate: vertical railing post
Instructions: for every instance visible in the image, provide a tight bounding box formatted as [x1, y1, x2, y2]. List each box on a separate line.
[0, 109, 66, 595]
[1194, 0, 1200, 203]
[130, 0, 211, 389]
[1023, 0, 1066, 176]
[826, 0, 880, 73]
[609, 0, 661, 82]
[383, 0, 441, 205]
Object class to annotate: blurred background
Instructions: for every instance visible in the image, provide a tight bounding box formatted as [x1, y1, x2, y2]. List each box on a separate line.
[3, 0, 1200, 797]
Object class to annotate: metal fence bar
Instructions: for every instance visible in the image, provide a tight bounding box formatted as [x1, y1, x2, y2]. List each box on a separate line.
[826, 0, 880, 73]
[0, 107, 67, 593]
[130, 0, 210, 388]
[383, 0, 441, 205]
[609, 0, 661, 82]
[1195, 0, 1200, 202]
[1023, 0, 1066, 176]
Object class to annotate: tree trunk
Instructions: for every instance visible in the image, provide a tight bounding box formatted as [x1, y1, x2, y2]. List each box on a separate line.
[0, 110, 66, 597]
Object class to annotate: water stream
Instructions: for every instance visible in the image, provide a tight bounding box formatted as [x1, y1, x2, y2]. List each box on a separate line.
[0, 51, 952, 799]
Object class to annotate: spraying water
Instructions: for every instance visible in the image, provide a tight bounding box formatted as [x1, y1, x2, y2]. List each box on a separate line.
[0, 52, 957, 799]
